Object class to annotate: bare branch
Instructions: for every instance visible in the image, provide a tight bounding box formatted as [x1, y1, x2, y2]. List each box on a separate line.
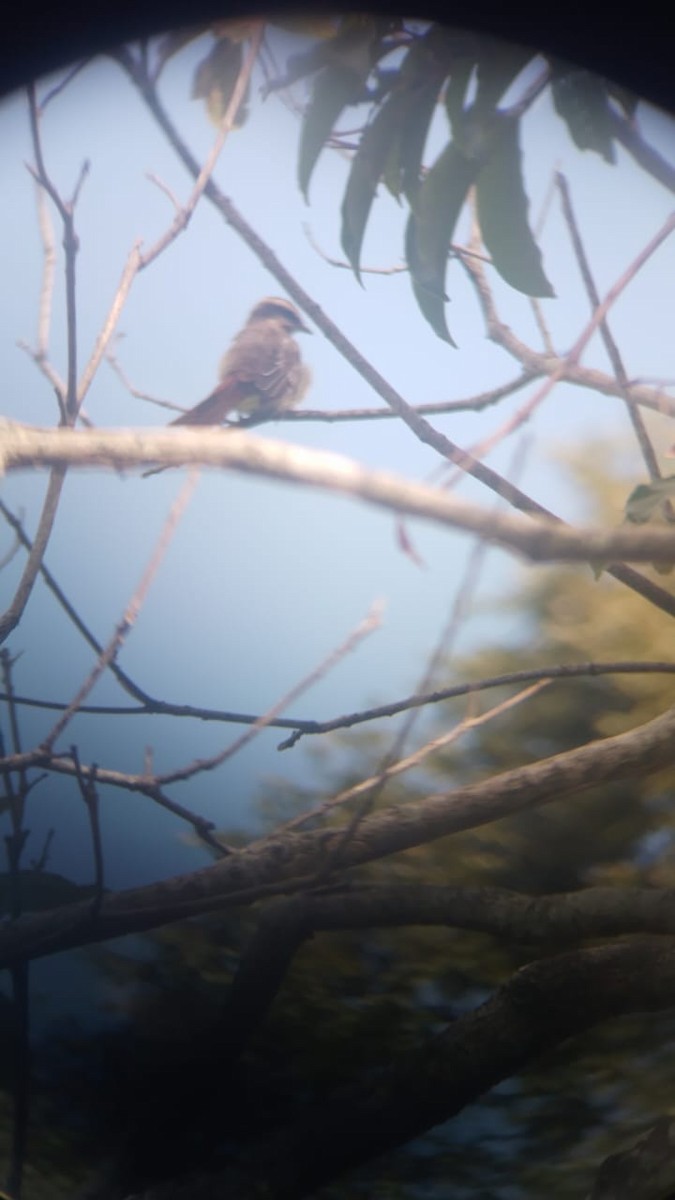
[556, 170, 663, 482]
[155, 602, 383, 785]
[0, 467, 67, 645]
[51, 939, 675, 1199]
[5, 425, 675, 568]
[279, 681, 550, 833]
[455, 208, 675, 469]
[608, 106, 675, 195]
[0, 498, 153, 705]
[77, 243, 143, 407]
[138, 23, 264, 272]
[39, 469, 199, 754]
[212, 881, 675, 1072]
[33, 181, 57, 368]
[26, 83, 82, 418]
[279, 659, 675, 745]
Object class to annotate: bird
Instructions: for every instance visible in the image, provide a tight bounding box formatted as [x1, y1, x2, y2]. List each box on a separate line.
[142, 296, 311, 476]
[175, 295, 311, 425]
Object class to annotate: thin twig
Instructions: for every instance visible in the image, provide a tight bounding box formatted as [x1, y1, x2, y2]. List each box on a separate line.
[556, 170, 662, 483]
[78, 27, 265, 422]
[138, 22, 265, 272]
[105, 348, 186, 417]
[0, 498, 153, 705]
[0, 467, 68, 646]
[155, 602, 383, 785]
[319, 439, 532, 867]
[38, 469, 200, 754]
[26, 83, 82, 420]
[71, 747, 105, 913]
[1, 659, 674, 744]
[33, 181, 57, 369]
[39, 61, 91, 110]
[77, 244, 142, 407]
[277, 659, 675, 747]
[4, 704, 675, 966]
[607, 106, 675, 195]
[450, 209, 675, 472]
[279, 681, 550, 833]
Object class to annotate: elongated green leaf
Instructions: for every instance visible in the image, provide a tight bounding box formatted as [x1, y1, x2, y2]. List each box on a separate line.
[299, 66, 368, 200]
[476, 113, 555, 297]
[384, 77, 441, 203]
[341, 91, 409, 281]
[552, 68, 616, 163]
[298, 17, 391, 201]
[390, 26, 457, 202]
[444, 56, 477, 135]
[342, 27, 458, 267]
[474, 39, 533, 113]
[405, 139, 477, 343]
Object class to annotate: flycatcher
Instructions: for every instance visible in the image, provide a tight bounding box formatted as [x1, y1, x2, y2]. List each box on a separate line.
[173, 295, 311, 426]
[142, 296, 311, 476]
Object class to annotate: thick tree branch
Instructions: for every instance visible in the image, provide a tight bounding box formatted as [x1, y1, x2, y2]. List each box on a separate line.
[4, 424, 675, 565]
[2, 702, 675, 965]
[205, 883, 675, 1069]
[124, 939, 675, 1200]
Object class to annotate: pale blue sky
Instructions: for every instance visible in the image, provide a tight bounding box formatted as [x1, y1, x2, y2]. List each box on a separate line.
[1, 29, 674, 904]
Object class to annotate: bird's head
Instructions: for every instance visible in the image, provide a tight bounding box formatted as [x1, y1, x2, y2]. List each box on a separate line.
[247, 296, 312, 335]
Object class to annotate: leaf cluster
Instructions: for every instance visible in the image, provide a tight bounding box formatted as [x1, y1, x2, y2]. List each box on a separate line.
[282, 20, 637, 342]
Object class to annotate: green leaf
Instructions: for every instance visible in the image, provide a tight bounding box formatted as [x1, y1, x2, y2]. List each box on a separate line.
[298, 17, 390, 201]
[476, 113, 555, 297]
[299, 66, 368, 200]
[624, 476, 675, 574]
[405, 139, 477, 343]
[551, 68, 616, 164]
[624, 476, 675, 524]
[341, 91, 409, 281]
[341, 27, 458, 270]
[474, 39, 533, 113]
[383, 77, 439, 203]
[444, 56, 477, 135]
[389, 27, 457, 202]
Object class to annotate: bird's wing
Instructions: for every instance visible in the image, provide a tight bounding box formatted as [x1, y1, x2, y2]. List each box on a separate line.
[220, 322, 302, 409]
[171, 321, 302, 427]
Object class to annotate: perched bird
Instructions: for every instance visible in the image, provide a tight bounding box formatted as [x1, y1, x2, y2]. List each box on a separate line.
[142, 296, 311, 476]
[173, 295, 311, 426]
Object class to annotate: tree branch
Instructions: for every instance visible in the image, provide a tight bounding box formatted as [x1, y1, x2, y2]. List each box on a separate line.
[2, 701, 675, 965]
[123, 939, 675, 1200]
[4, 425, 675, 566]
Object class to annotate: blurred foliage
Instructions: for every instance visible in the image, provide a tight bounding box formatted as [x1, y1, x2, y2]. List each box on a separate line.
[10, 453, 675, 1197]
